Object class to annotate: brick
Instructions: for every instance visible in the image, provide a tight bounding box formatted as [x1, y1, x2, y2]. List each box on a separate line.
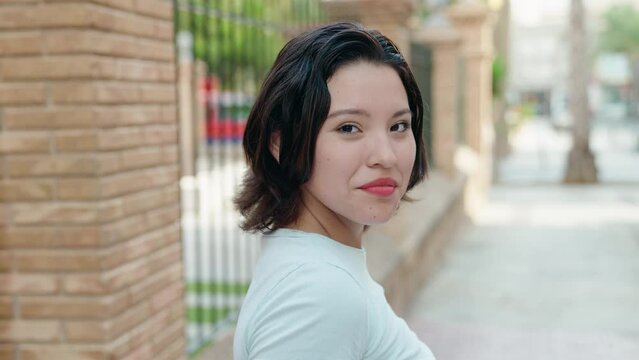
[55, 130, 99, 152]
[100, 212, 147, 245]
[44, 30, 92, 54]
[0, 205, 7, 227]
[98, 127, 143, 150]
[154, 20, 173, 41]
[103, 258, 150, 291]
[0, 344, 16, 360]
[4, 57, 169, 83]
[162, 145, 178, 164]
[0, 251, 10, 271]
[57, 178, 100, 200]
[23, 292, 128, 319]
[160, 105, 176, 123]
[19, 345, 106, 360]
[0, 83, 45, 106]
[106, 290, 130, 315]
[64, 320, 109, 342]
[101, 169, 165, 198]
[11, 203, 98, 225]
[51, 82, 140, 104]
[113, 61, 161, 81]
[109, 300, 175, 358]
[143, 125, 177, 145]
[155, 337, 185, 360]
[0, 297, 12, 318]
[0, 227, 100, 248]
[151, 318, 184, 355]
[139, 84, 176, 103]
[149, 281, 182, 313]
[0, 3, 92, 29]
[0, 32, 42, 55]
[63, 274, 110, 295]
[0, 274, 58, 295]
[135, 41, 174, 62]
[0, 320, 59, 342]
[97, 152, 123, 175]
[98, 199, 123, 222]
[89, 0, 136, 12]
[120, 344, 153, 360]
[128, 262, 181, 304]
[110, 301, 150, 338]
[45, 30, 174, 61]
[121, 187, 165, 216]
[162, 186, 179, 205]
[0, 133, 50, 154]
[20, 297, 109, 319]
[135, 0, 172, 20]
[145, 205, 179, 231]
[120, 147, 164, 170]
[1, 56, 116, 80]
[91, 6, 156, 39]
[14, 250, 102, 271]
[3, 108, 93, 130]
[7, 155, 99, 177]
[147, 242, 181, 274]
[163, 224, 180, 247]
[102, 229, 164, 270]
[159, 64, 176, 82]
[0, 180, 54, 201]
[46, 29, 126, 56]
[94, 106, 161, 128]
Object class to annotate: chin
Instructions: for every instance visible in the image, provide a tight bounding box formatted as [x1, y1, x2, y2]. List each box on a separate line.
[358, 211, 395, 226]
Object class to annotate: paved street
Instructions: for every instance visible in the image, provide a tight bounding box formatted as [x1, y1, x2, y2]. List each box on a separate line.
[408, 119, 639, 359]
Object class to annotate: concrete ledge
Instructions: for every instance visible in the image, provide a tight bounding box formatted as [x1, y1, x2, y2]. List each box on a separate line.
[367, 170, 468, 316]
[196, 170, 468, 359]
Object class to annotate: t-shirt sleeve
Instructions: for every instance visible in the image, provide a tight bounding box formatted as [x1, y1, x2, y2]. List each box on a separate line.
[246, 262, 368, 360]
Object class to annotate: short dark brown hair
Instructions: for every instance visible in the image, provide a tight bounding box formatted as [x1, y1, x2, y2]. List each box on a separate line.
[234, 22, 428, 232]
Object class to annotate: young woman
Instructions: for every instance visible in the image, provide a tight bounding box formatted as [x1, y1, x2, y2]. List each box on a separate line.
[233, 22, 436, 359]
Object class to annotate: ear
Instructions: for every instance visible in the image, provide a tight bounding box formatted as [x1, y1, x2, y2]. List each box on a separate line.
[269, 131, 281, 163]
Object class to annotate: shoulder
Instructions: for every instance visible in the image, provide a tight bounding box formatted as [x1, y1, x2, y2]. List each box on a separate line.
[246, 262, 369, 359]
[266, 261, 366, 314]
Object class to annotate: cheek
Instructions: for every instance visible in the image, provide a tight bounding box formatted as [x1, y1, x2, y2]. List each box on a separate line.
[400, 138, 417, 172]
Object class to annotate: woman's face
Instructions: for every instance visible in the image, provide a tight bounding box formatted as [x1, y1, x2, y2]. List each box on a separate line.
[303, 61, 416, 227]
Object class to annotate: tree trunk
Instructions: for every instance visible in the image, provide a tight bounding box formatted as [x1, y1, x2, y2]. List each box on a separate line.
[564, 0, 598, 183]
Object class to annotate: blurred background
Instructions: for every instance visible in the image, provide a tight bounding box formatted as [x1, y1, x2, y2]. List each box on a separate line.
[0, 0, 638, 359]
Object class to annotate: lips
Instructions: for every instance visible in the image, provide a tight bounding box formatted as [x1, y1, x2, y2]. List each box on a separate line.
[358, 178, 398, 197]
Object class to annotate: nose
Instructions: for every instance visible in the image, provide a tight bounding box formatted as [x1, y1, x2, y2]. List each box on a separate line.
[366, 132, 398, 168]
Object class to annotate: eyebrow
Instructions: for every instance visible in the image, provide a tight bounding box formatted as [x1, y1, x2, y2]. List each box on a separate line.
[326, 108, 411, 119]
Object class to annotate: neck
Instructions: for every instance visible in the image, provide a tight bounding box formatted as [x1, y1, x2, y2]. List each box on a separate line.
[288, 189, 364, 249]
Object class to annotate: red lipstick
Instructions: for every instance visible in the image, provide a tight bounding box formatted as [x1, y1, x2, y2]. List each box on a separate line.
[358, 178, 398, 197]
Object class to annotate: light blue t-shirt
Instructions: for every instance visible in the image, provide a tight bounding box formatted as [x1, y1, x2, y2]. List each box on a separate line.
[234, 228, 436, 360]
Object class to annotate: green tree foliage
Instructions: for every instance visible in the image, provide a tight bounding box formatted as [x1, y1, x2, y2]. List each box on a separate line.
[599, 4, 639, 55]
[598, 4, 639, 116]
[175, 0, 325, 91]
[492, 55, 506, 97]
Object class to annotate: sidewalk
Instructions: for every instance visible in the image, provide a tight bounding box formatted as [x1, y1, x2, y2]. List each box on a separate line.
[408, 119, 639, 359]
[497, 117, 639, 184]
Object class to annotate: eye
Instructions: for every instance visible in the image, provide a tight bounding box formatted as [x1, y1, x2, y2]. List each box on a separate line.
[390, 121, 411, 132]
[337, 124, 361, 134]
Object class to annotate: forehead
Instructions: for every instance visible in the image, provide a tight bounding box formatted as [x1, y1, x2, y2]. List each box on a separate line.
[326, 61, 409, 112]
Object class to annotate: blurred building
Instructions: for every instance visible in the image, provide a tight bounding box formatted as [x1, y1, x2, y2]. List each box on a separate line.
[508, 0, 639, 123]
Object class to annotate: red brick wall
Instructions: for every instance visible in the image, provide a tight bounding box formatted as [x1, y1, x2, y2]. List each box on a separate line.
[0, 1, 186, 359]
